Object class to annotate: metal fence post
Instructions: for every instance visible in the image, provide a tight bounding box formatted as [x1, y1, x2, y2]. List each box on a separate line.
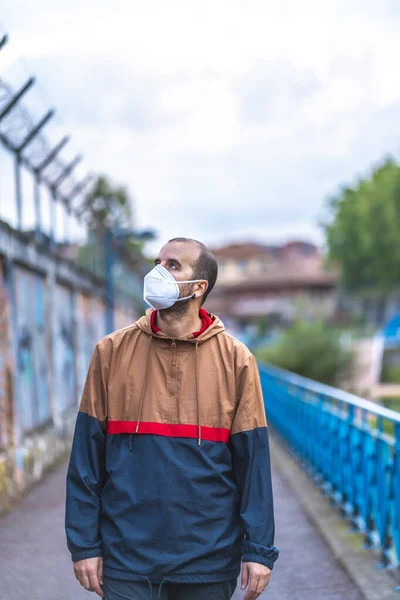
[34, 173, 41, 239]
[50, 189, 56, 249]
[15, 155, 22, 230]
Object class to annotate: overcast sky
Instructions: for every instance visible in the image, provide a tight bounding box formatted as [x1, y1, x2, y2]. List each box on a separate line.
[1, 0, 400, 253]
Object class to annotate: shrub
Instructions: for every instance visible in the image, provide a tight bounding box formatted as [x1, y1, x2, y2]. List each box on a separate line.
[254, 321, 353, 387]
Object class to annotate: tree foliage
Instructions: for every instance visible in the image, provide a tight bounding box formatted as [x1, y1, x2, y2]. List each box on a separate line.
[254, 321, 352, 386]
[79, 175, 133, 231]
[324, 157, 400, 292]
[76, 175, 152, 279]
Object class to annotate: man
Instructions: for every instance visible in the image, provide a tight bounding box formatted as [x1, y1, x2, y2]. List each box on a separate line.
[66, 237, 279, 600]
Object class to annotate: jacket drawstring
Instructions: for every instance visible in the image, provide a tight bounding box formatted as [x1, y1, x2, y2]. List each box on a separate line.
[157, 578, 167, 600]
[141, 576, 167, 600]
[131, 336, 202, 448]
[145, 577, 153, 599]
[136, 336, 153, 435]
[195, 342, 201, 446]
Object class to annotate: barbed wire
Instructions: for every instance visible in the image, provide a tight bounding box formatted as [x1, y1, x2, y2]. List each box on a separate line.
[0, 69, 93, 214]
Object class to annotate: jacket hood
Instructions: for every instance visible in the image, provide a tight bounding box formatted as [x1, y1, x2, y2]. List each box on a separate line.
[135, 308, 225, 344]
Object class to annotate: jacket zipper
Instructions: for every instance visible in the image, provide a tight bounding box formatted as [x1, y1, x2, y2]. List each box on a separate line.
[171, 339, 178, 397]
[171, 339, 177, 366]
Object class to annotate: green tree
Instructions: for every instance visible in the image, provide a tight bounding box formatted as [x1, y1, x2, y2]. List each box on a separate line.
[76, 175, 150, 279]
[324, 157, 400, 292]
[78, 175, 133, 231]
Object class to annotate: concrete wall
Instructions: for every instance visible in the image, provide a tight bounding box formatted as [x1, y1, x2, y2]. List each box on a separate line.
[0, 221, 138, 513]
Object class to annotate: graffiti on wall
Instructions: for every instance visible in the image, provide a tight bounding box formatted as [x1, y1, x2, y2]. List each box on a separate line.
[92, 297, 107, 343]
[34, 276, 49, 424]
[14, 268, 49, 431]
[0, 262, 13, 449]
[15, 270, 35, 430]
[54, 284, 75, 412]
[76, 294, 106, 397]
[114, 302, 137, 332]
[75, 295, 136, 397]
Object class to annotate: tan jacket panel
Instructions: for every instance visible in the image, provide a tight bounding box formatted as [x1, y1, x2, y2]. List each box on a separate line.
[79, 312, 267, 434]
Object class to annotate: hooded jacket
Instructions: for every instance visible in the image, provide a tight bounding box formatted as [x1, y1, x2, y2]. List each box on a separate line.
[65, 309, 279, 585]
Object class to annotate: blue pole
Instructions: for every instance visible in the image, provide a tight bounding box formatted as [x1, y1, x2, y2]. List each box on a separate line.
[104, 229, 115, 333]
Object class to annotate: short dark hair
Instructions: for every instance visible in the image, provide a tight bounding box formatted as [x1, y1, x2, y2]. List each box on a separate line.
[168, 237, 218, 305]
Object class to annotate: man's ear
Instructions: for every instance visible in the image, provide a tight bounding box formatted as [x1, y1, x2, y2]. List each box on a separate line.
[196, 280, 208, 299]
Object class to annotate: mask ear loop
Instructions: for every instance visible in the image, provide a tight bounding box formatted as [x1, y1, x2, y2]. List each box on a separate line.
[172, 279, 203, 284]
[172, 281, 203, 303]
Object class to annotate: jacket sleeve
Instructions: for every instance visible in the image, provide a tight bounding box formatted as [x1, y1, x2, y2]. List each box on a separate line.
[230, 354, 279, 570]
[65, 342, 109, 562]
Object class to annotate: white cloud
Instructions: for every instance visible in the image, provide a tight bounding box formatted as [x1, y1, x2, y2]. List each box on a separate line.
[1, 0, 400, 254]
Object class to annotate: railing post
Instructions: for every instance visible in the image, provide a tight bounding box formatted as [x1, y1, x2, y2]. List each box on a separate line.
[394, 423, 400, 588]
[342, 404, 355, 517]
[376, 416, 391, 568]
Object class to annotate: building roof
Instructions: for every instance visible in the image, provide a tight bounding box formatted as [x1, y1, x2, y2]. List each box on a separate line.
[212, 256, 338, 291]
[211, 240, 319, 260]
[211, 242, 281, 260]
[217, 271, 338, 292]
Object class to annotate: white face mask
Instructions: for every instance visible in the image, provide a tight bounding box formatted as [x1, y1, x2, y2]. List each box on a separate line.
[143, 264, 203, 310]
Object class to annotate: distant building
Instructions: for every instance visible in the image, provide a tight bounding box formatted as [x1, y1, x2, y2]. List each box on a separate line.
[206, 241, 338, 330]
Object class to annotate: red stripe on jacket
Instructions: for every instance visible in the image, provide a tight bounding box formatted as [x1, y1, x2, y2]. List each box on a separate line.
[107, 420, 230, 442]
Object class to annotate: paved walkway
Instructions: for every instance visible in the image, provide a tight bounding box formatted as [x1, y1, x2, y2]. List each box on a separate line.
[0, 459, 363, 600]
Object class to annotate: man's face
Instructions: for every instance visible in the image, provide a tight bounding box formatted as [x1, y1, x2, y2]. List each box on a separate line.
[154, 241, 202, 315]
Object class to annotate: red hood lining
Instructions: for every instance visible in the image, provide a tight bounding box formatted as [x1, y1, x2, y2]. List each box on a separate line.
[150, 308, 214, 338]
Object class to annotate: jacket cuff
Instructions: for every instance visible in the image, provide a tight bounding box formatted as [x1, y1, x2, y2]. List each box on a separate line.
[242, 540, 279, 570]
[71, 548, 104, 562]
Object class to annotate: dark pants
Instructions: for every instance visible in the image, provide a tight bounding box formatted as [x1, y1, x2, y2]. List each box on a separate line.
[102, 577, 237, 600]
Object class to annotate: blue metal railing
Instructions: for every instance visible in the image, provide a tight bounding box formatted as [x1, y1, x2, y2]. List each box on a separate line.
[260, 363, 400, 573]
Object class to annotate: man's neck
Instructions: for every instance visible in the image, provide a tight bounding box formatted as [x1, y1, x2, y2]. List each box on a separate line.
[156, 307, 203, 339]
